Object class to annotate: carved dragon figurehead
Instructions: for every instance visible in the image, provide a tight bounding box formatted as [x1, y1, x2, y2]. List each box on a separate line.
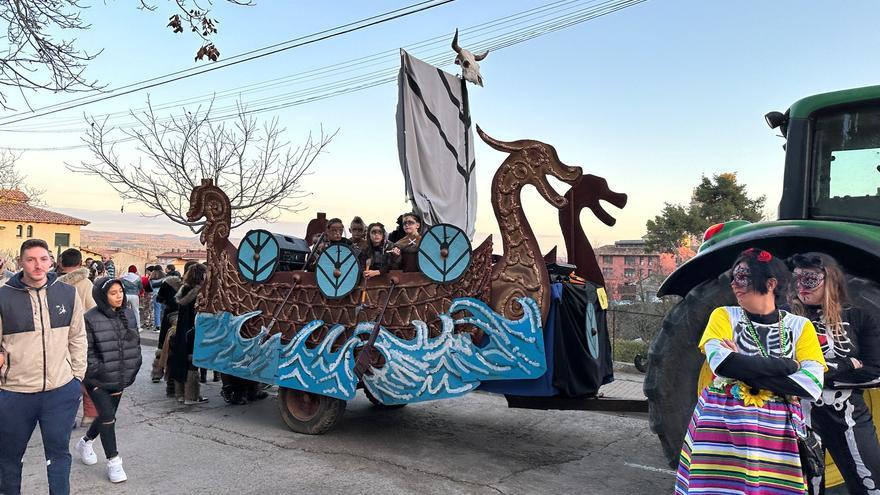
[477, 126, 582, 322]
[560, 174, 628, 286]
[187, 179, 232, 246]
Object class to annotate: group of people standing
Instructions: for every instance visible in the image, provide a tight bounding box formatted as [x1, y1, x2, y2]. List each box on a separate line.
[307, 213, 425, 275]
[675, 248, 880, 495]
[0, 239, 142, 493]
[0, 241, 244, 493]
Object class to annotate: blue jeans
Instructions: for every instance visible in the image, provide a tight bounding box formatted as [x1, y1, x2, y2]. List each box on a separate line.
[0, 378, 82, 495]
[153, 294, 163, 330]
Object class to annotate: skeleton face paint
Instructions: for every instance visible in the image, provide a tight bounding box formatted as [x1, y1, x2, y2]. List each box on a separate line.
[794, 270, 825, 290]
[731, 265, 752, 289]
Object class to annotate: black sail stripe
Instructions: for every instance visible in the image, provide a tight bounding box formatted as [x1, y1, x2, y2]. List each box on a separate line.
[405, 66, 460, 164]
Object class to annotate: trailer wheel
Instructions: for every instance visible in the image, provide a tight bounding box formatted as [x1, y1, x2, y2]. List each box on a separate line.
[278, 387, 346, 435]
[363, 388, 407, 410]
[644, 273, 735, 467]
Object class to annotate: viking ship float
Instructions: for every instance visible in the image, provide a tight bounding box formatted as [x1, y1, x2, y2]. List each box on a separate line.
[187, 43, 633, 433]
[188, 125, 630, 434]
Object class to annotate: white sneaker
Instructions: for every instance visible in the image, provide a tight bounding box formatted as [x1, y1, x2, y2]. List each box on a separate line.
[107, 456, 127, 483]
[75, 437, 97, 465]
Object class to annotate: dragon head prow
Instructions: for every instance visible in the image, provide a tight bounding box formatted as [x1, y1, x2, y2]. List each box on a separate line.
[187, 178, 216, 222]
[565, 174, 628, 226]
[478, 126, 582, 209]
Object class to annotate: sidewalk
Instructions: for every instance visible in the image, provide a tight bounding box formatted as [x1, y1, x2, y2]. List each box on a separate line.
[602, 365, 646, 400]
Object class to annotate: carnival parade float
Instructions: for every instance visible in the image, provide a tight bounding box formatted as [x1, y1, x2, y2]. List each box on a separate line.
[187, 37, 631, 434]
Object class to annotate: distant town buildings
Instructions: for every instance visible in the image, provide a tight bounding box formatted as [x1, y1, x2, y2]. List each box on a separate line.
[594, 239, 694, 301]
[0, 189, 89, 257]
[156, 249, 208, 273]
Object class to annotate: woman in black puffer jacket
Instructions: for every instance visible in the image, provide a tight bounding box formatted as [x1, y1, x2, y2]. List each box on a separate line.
[74, 277, 142, 483]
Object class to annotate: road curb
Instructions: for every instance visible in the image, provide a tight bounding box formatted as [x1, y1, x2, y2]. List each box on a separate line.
[613, 360, 642, 375]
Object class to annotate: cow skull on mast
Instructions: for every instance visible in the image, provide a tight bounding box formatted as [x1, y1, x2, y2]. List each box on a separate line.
[452, 28, 488, 87]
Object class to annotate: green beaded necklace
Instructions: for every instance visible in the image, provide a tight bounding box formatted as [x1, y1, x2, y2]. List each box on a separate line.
[740, 309, 788, 358]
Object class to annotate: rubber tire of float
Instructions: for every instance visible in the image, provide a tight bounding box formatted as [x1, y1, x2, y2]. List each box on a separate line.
[278, 387, 346, 435]
[363, 387, 407, 410]
[644, 272, 736, 467]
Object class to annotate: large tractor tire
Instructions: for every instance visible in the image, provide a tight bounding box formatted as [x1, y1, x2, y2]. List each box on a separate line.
[644, 273, 734, 467]
[278, 387, 346, 435]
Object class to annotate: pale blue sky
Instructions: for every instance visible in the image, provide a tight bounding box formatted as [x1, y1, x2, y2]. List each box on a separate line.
[4, 1, 880, 254]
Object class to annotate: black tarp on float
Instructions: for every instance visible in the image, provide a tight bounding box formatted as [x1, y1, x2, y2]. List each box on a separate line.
[479, 281, 613, 397]
[552, 282, 614, 396]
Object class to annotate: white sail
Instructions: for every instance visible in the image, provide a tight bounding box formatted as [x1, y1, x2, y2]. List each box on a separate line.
[396, 49, 477, 239]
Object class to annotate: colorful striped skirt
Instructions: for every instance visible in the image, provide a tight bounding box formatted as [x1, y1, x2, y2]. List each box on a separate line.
[674, 388, 807, 494]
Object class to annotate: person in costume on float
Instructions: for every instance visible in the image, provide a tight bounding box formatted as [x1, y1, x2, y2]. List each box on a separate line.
[349, 216, 368, 256]
[359, 222, 397, 278]
[306, 218, 352, 271]
[390, 212, 422, 272]
[788, 253, 880, 495]
[675, 247, 826, 495]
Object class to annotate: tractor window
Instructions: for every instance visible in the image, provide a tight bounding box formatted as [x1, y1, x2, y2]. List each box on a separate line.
[810, 105, 880, 224]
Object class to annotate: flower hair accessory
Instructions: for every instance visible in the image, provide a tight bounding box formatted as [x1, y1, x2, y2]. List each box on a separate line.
[745, 248, 773, 263]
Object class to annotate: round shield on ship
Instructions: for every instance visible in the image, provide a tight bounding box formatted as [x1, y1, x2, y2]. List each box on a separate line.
[237, 229, 280, 284]
[315, 244, 360, 299]
[418, 223, 472, 284]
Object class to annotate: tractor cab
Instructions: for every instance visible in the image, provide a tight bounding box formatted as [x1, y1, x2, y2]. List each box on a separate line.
[661, 86, 880, 298]
[775, 88, 880, 226]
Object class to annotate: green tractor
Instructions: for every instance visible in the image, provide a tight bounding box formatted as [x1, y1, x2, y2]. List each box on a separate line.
[644, 86, 880, 482]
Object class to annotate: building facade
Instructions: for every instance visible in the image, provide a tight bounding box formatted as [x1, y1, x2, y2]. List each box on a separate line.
[0, 190, 89, 261]
[594, 239, 692, 301]
[156, 249, 208, 274]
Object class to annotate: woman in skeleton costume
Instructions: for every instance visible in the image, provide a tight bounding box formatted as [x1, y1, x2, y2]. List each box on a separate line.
[675, 248, 826, 495]
[789, 253, 880, 495]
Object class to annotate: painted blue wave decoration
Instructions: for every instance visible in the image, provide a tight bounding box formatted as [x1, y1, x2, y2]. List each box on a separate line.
[192, 297, 546, 404]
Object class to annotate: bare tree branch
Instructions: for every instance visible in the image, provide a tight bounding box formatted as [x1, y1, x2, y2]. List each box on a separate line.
[0, 149, 44, 204]
[0, 1, 255, 109]
[68, 98, 336, 233]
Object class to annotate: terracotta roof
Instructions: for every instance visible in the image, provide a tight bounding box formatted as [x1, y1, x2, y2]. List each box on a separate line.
[0, 200, 89, 226]
[0, 189, 29, 203]
[156, 250, 207, 260]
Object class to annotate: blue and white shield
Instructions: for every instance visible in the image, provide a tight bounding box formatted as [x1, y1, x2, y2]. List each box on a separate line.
[237, 229, 279, 284]
[418, 223, 472, 284]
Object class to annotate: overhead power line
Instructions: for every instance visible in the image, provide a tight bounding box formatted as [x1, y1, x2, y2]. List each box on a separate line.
[2, 0, 648, 151]
[0, 0, 457, 127]
[4, 0, 598, 133]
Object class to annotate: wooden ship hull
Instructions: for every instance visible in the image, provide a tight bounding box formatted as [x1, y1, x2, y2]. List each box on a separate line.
[201, 233, 494, 342]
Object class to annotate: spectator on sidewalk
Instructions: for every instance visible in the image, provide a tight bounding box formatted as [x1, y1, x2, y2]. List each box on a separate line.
[0, 255, 14, 285]
[152, 265, 187, 385]
[75, 277, 142, 484]
[93, 261, 108, 279]
[103, 255, 116, 278]
[149, 266, 165, 332]
[0, 239, 87, 495]
[120, 265, 143, 330]
[57, 248, 99, 428]
[169, 263, 209, 405]
[165, 263, 180, 278]
[138, 266, 155, 331]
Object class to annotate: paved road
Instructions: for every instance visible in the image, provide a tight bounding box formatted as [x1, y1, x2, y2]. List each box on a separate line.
[20, 348, 674, 494]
